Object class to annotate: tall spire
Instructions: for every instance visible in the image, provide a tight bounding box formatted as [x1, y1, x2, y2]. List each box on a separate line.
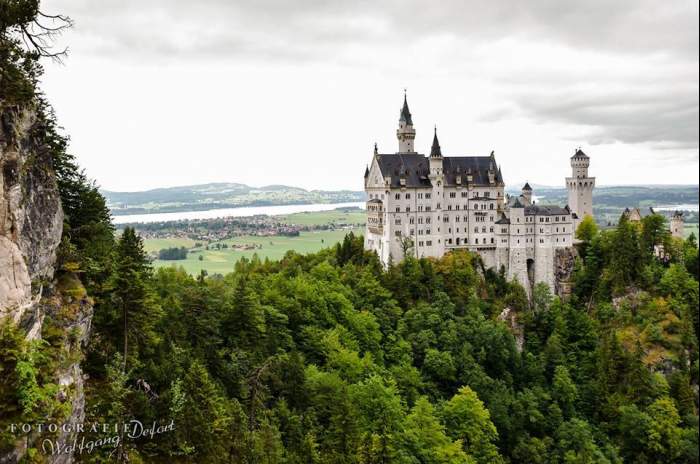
[399, 90, 413, 125]
[430, 125, 442, 158]
[396, 89, 416, 153]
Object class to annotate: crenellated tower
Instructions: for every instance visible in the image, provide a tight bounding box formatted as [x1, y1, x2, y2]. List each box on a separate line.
[566, 148, 595, 226]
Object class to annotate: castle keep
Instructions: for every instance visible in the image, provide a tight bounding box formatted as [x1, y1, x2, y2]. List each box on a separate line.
[364, 94, 594, 292]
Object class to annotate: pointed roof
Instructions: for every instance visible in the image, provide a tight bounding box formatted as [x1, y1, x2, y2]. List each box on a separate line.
[522, 182, 532, 191]
[364, 165, 369, 178]
[430, 126, 442, 158]
[571, 148, 589, 159]
[399, 92, 413, 125]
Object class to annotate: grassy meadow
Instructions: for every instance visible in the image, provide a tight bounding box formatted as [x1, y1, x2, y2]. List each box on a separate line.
[145, 209, 365, 274]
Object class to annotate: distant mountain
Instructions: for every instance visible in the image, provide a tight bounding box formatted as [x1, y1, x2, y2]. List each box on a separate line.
[102, 182, 367, 216]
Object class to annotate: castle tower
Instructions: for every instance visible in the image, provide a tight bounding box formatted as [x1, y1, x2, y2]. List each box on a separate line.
[566, 148, 595, 226]
[429, 126, 443, 175]
[521, 182, 532, 206]
[670, 211, 684, 239]
[397, 92, 416, 153]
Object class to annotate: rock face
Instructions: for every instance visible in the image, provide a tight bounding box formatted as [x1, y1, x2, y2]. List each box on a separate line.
[1, 104, 63, 322]
[1, 103, 90, 464]
[554, 247, 577, 298]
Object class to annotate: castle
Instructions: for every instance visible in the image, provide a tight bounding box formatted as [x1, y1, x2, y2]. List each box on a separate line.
[364, 94, 594, 293]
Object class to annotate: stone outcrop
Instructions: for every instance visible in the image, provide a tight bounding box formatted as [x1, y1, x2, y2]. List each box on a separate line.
[1, 103, 90, 464]
[554, 247, 577, 298]
[1, 104, 63, 321]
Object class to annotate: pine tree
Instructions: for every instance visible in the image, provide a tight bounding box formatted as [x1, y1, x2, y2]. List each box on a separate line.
[112, 227, 162, 371]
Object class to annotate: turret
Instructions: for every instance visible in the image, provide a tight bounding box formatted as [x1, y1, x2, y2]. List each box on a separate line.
[396, 91, 416, 153]
[429, 126, 443, 178]
[670, 211, 684, 239]
[521, 182, 532, 205]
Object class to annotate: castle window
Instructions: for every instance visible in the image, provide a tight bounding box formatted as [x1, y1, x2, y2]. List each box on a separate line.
[461, 192, 468, 198]
[456, 216, 460, 222]
[450, 192, 456, 198]
[426, 240, 432, 246]
[395, 193, 400, 200]
[409, 217, 415, 224]
[405, 207, 410, 212]
[444, 216, 449, 223]
[426, 206, 431, 212]
[426, 217, 431, 224]
[485, 192, 490, 198]
[426, 229, 431, 235]
[396, 207, 400, 212]
[490, 227, 494, 232]
[474, 227, 478, 233]
[425, 193, 431, 199]
[474, 238, 478, 244]
[405, 193, 411, 199]
[491, 238, 494, 244]
[490, 204, 494, 210]
[395, 218, 401, 225]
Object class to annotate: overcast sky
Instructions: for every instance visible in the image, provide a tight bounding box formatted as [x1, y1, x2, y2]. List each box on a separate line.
[40, 0, 698, 192]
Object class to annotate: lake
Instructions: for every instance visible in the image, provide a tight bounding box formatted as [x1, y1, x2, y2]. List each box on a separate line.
[654, 204, 699, 212]
[112, 202, 367, 224]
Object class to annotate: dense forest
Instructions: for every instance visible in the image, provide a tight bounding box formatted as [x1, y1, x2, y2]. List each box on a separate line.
[2, 2, 699, 463]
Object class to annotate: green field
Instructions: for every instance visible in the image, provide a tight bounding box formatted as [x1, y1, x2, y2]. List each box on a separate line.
[150, 228, 361, 275]
[685, 224, 699, 238]
[274, 209, 365, 226]
[142, 237, 197, 253]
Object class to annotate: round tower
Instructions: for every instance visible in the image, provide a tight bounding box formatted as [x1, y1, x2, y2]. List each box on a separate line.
[670, 211, 684, 239]
[396, 91, 416, 153]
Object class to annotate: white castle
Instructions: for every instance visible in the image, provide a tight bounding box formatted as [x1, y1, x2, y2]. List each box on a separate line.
[364, 94, 595, 292]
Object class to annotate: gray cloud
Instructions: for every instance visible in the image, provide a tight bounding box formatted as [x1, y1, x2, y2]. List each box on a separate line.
[50, 0, 698, 59]
[44, 0, 698, 157]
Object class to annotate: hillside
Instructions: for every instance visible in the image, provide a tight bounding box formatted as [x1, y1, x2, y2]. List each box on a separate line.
[102, 182, 366, 215]
[506, 185, 699, 225]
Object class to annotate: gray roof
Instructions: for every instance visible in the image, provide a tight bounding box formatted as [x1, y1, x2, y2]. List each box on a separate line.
[400, 95, 413, 125]
[524, 204, 571, 216]
[571, 148, 589, 159]
[374, 153, 504, 188]
[430, 129, 442, 158]
[522, 182, 532, 191]
[495, 213, 510, 224]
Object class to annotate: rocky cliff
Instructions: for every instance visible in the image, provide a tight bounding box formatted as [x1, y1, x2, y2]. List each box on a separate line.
[1, 102, 92, 463]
